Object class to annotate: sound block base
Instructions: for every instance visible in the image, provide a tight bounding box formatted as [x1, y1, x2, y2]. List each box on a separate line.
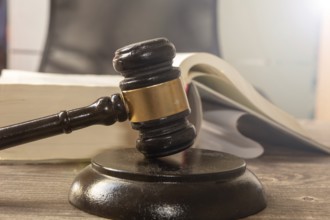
[69, 148, 266, 219]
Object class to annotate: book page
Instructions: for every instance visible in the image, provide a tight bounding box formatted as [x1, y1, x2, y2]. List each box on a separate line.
[192, 78, 330, 154]
[198, 109, 264, 159]
[174, 53, 329, 153]
[176, 53, 307, 137]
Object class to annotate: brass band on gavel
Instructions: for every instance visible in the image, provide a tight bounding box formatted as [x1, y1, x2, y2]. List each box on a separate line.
[121, 78, 190, 123]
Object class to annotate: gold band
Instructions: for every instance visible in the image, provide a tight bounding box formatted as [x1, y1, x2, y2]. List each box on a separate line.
[122, 78, 190, 122]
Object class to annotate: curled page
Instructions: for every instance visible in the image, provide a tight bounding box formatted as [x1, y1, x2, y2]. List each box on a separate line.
[197, 110, 264, 159]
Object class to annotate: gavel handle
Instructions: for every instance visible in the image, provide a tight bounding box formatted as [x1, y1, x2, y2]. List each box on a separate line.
[0, 94, 127, 150]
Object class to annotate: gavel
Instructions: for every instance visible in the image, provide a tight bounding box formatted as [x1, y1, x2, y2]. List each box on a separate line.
[1, 38, 267, 219]
[0, 38, 196, 158]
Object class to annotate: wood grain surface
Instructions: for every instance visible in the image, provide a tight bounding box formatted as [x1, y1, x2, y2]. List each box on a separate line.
[246, 145, 330, 219]
[1, 121, 330, 219]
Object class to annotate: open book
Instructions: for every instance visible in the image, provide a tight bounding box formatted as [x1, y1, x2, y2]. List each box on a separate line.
[1, 53, 329, 163]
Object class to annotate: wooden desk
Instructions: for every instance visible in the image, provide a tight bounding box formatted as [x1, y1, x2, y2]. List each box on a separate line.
[1, 121, 330, 219]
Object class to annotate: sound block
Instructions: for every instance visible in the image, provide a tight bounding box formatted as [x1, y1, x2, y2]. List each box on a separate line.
[69, 148, 266, 219]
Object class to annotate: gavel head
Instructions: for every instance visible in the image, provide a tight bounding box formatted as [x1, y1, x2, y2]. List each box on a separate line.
[113, 38, 196, 158]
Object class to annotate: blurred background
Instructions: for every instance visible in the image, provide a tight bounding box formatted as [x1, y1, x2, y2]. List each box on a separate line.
[1, 0, 330, 119]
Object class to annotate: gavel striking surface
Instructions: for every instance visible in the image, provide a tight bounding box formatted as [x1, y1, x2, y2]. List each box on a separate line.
[69, 148, 266, 219]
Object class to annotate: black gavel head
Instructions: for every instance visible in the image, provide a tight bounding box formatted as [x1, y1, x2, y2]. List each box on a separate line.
[113, 38, 196, 158]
